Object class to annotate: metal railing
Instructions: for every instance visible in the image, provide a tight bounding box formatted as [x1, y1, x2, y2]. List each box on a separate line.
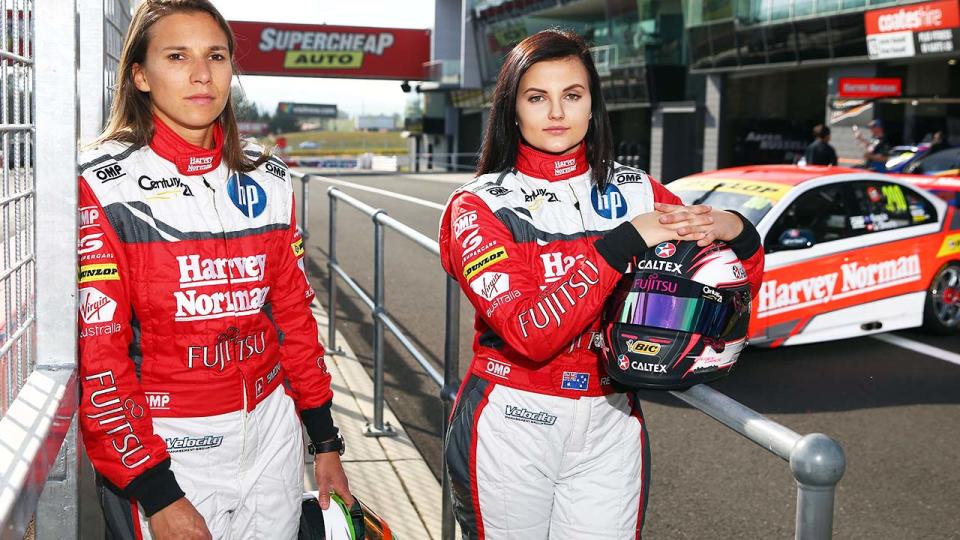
[303, 173, 462, 539]
[411, 151, 477, 173]
[303, 171, 846, 540]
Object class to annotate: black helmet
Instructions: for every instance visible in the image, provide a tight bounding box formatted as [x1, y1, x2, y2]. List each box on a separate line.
[299, 492, 396, 540]
[600, 241, 752, 390]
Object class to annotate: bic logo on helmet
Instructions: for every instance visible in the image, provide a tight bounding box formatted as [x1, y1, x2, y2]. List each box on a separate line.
[227, 173, 267, 218]
[591, 183, 627, 219]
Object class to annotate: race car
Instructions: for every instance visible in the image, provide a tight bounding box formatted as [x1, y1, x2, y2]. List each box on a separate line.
[667, 165, 960, 347]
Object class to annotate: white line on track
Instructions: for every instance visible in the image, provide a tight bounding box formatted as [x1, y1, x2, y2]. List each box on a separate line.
[309, 176, 445, 210]
[401, 173, 475, 184]
[872, 333, 960, 367]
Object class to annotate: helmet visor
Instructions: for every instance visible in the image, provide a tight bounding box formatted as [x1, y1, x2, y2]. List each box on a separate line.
[609, 274, 749, 339]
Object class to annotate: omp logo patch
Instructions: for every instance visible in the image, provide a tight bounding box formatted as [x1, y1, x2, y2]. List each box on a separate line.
[626, 340, 661, 356]
[463, 247, 508, 281]
[937, 233, 960, 257]
[78, 263, 119, 284]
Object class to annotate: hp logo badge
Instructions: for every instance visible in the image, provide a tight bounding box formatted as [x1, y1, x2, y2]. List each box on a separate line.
[227, 173, 267, 218]
[591, 183, 627, 219]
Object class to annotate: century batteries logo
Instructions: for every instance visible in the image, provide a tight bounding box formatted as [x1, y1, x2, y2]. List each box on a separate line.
[258, 28, 397, 69]
[174, 254, 270, 321]
[758, 254, 921, 317]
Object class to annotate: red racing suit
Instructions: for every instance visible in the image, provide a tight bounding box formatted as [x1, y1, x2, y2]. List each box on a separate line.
[439, 143, 764, 538]
[77, 118, 336, 518]
[439, 143, 765, 398]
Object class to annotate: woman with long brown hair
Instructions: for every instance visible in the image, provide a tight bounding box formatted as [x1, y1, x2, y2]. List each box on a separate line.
[78, 2, 351, 538]
[439, 29, 764, 538]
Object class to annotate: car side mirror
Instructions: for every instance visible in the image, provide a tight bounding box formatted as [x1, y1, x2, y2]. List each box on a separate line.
[777, 228, 816, 250]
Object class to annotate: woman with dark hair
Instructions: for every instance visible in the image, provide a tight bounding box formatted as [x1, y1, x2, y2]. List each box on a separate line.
[439, 29, 764, 538]
[77, 2, 351, 538]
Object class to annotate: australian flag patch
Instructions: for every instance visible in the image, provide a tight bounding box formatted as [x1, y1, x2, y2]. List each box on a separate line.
[561, 371, 590, 391]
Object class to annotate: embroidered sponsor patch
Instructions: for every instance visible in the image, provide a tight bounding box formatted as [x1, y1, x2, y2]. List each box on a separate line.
[463, 247, 508, 281]
[78, 263, 119, 283]
[291, 238, 305, 257]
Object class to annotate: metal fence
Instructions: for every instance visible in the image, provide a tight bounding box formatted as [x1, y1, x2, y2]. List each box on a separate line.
[0, 0, 35, 419]
[303, 173, 847, 540]
[0, 1, 131, 538]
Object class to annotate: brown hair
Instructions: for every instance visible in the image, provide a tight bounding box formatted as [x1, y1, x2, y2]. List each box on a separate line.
[94, 0, 266, 172]
[476, 29, 614, 189]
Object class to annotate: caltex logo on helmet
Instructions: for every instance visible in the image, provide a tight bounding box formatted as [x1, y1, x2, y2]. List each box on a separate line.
[618, 355, 629, 370]
[655, 242, 676, 258]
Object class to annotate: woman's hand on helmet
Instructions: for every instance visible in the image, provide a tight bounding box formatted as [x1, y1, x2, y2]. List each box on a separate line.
[652, 202, 744, 247]
[630, 203, 713, 246]
[314, 451, 355, 511]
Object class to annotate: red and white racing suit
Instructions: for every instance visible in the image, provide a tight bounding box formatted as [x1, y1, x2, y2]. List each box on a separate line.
[78, 118, 335, 539]
[439, 143, 764, 539]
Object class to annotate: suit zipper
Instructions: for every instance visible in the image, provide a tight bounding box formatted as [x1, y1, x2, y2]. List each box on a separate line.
[203, 176, 251, 461]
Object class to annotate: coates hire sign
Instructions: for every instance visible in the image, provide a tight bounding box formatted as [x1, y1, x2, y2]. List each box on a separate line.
[865, 0, 960, 60]
[230, 21, 430, 80]
[837, 78, 902, 98]
[277, 102, 338, 118]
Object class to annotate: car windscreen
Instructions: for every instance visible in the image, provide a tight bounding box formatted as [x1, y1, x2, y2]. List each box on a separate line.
[667, 177, 791, 226]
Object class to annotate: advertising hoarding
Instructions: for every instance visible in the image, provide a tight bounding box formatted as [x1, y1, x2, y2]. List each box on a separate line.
[865, 0, 960, 59]
[230, 21, 430, 80]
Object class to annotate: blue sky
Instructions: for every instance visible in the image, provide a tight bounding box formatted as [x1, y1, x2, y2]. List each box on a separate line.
[214, 0, 434, 117]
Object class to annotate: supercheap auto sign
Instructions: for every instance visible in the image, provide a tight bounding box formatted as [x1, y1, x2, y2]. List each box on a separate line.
[865, 0, 960, 59]
[230, 21, 431, 79]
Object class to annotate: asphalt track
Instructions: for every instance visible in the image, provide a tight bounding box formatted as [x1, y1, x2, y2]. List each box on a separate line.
[295, 170, 960, 540]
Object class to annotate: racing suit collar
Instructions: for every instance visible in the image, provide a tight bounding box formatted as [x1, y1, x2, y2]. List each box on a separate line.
[515, 141, 588, 181]
[150, 115, 224, 176]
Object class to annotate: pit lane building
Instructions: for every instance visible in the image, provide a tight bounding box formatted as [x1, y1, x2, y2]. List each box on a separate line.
[424, 0, 960, 180]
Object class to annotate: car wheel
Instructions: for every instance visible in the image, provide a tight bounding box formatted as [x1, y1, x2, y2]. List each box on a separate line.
[923, 262, 960, 334]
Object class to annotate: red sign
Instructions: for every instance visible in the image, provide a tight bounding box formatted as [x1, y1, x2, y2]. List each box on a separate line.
[837, 78, 902, 98]
[865, 0, 960, 35]
[230, 21, 431, 80]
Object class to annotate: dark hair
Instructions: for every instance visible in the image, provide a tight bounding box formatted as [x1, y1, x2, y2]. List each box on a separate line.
[93, 0, 267, 172]
[812, 124, 831, 139]
[476, 29, 614, 189]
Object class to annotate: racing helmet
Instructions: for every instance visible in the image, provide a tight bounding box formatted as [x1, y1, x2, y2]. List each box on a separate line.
[600, 241, 752, 390]
[299, 492, 396, 540]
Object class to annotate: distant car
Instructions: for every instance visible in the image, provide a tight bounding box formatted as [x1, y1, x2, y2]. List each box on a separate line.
[904, 147, 960, 176]
[884, 143, 930, 173]
[669, 165, 960, 347]
[298, 141, 320, 149]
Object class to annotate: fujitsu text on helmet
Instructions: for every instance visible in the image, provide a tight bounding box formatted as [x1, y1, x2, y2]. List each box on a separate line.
[600, 241, 752, 389]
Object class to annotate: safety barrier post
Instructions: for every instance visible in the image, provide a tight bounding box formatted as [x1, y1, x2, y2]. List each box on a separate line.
[792, 434, 845, 539]
[440, 276, 461, 540]
[34, 0, 80, 537]
[365, 211, 395, 437]
[326, 186, 339, 354]
[300, 173, 310, 240]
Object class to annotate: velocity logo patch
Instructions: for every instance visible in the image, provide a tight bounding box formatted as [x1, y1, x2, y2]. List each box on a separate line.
[227, 173, 267, 218]
[504, 405, 557, 425]
[165, 435, 224, 453]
